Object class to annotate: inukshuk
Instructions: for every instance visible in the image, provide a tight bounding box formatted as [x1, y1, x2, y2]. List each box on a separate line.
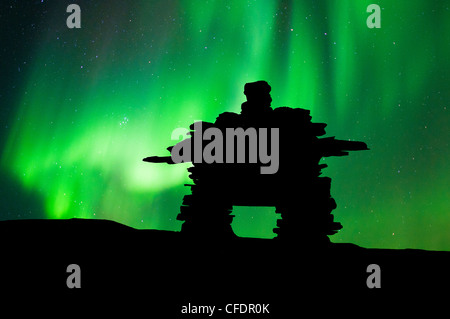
[144, 81, 368, 244]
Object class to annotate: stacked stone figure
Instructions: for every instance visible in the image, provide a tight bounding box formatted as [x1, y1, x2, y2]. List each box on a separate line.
[144, 81, 368, 244]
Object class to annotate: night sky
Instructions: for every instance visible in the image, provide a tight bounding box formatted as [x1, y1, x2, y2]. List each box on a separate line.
[1, 0, 448, 250]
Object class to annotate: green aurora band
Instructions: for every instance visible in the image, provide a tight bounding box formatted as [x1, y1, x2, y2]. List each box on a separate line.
[1, 0, 449, 250]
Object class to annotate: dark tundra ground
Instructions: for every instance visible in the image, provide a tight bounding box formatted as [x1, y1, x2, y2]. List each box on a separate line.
[1, 218, 448, 316]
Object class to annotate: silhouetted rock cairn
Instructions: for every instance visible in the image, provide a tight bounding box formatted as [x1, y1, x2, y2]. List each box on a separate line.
[144, 81, 368, 244]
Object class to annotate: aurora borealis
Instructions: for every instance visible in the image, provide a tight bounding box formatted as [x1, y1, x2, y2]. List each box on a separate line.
[1, 0, 448, 250]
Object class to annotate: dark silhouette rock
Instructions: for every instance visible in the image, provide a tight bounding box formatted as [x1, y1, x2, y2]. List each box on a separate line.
[144, 81, 368, 244]
[0, 218, 448, 313]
